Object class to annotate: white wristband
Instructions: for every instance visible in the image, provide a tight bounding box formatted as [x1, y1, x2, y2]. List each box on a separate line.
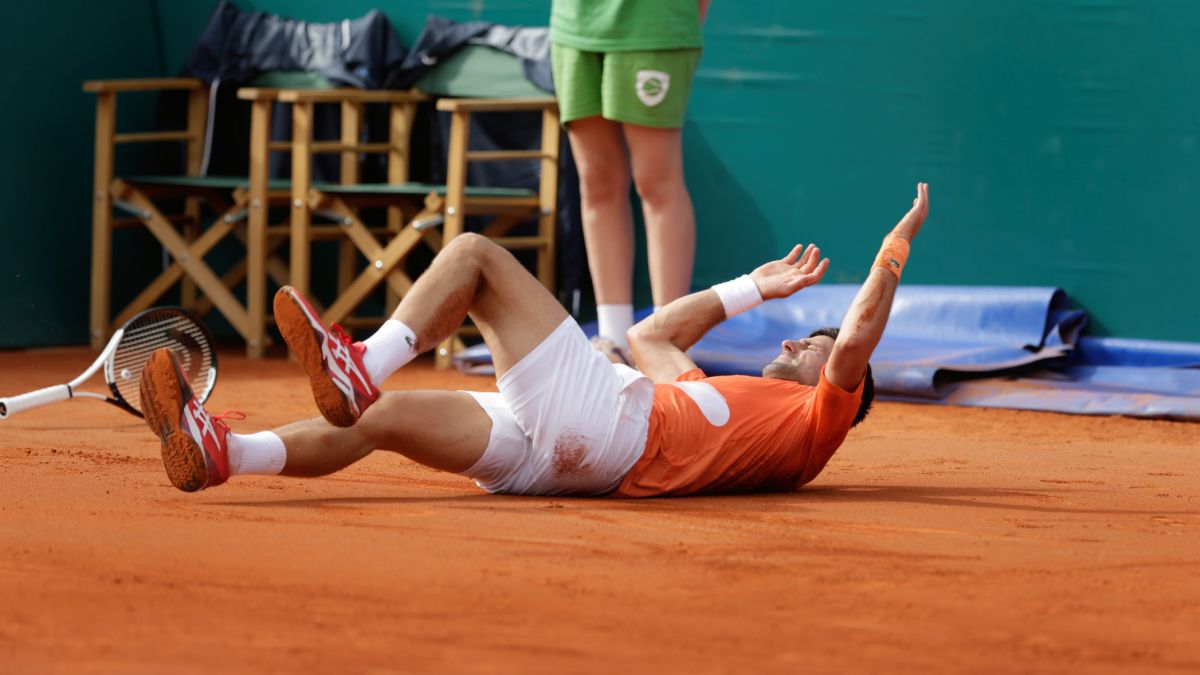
[711, 274, 763, 318]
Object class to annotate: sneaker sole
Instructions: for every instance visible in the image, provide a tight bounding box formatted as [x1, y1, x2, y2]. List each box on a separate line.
[140, 350, 208, 492]
[274, 287, 358, 427]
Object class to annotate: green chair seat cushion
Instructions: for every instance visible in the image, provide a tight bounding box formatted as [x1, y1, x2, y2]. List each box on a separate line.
[126, 176, 531, 199]
[415, 45, 547, 99]
[126, 175, 290, 191]
[314, 181, 534, 198]
[250, 71, 336, 89]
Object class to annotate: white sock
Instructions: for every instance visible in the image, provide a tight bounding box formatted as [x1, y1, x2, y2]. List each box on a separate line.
[361, 319, 419, 386]
[227, 431, 287, 476]
[596, 304, 634, 349]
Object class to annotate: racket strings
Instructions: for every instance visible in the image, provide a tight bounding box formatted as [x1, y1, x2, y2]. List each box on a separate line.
[109, 310, 216, 411]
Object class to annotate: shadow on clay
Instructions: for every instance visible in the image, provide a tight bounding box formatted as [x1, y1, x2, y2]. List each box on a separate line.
[209, 494, 500, 508]
[211, 484, 1192, 520]
[803, 484, 1196, 517]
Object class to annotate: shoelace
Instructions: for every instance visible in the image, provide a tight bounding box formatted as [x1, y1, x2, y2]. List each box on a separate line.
[210, 409, 246, 432]
[329, 322, 355, 348]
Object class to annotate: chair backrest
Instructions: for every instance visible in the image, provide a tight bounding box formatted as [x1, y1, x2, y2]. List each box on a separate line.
[411, 45, 559, 254]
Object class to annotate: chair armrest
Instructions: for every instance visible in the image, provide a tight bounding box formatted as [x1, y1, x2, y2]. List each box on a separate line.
[272, 89, 430, 104]
[236, 88, 288, 102]
[435, 97, 557, 113]
[83, 78, 205, 94]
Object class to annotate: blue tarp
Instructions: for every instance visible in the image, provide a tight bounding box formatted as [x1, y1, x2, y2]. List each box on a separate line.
[453, 285, 1200, 421]
[689, 286, 1087, 397]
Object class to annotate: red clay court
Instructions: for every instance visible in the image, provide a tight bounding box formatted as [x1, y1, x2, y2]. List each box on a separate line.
[2, 347, 1197, 673]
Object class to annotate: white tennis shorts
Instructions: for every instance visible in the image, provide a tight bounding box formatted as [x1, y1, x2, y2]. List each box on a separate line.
[460, 318, 654, 496]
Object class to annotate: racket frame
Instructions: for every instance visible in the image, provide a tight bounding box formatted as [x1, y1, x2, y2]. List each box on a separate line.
[0, 307, 216, 420]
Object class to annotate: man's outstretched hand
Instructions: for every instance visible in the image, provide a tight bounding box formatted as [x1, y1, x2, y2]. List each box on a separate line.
[750, 243, 830, 301]
[890, 182, 930, 242]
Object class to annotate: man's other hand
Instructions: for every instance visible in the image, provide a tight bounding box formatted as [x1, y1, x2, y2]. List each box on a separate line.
[750, 244, 830, 301]
[889, 182, 930, 242]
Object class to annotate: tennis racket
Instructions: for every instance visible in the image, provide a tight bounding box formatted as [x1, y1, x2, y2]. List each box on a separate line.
[0, 307, 217, 420]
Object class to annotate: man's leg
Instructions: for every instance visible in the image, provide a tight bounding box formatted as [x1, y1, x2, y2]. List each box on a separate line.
[567, 115, 637, 347]
[141, 347, 495, 491]
[275, 232, 571, 429]
[272, 390, 492, 476]
[383, 233, 569, 377]
[268, 236, 648, 497]
[624, 123, 696, 307]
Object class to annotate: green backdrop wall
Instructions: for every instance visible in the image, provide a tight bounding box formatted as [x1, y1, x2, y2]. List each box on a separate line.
[2, 0, 1197, 348]
[0, 1, 165, 347]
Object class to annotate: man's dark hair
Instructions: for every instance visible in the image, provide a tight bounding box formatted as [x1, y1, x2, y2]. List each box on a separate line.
[809, 327, 874, 427]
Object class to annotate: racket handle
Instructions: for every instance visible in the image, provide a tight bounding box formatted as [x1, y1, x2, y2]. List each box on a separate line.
[0, 385, 72, 420]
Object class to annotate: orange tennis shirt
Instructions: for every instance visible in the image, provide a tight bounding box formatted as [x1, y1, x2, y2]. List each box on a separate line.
[614, 367, 864, 497]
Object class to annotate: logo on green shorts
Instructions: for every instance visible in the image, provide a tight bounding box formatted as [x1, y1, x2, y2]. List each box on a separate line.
[636, 70, 671, 107]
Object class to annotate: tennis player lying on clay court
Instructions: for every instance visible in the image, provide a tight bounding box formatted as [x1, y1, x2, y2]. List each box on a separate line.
[140, 183, 929, 497]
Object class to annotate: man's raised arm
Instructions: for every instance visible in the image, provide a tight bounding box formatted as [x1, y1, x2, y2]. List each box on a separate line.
[629, 244, 830, 383]
[825, 183, 930, 392]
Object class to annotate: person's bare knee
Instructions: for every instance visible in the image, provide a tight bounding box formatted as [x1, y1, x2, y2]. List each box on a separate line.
[629, 148, 686, 207]
[356, 390, 493, 474]
[464, 250, 568, 376]
[441, 231, 494, 269]
[436, 233, 504, 300]
[458, 234, 533, 294]
[424, 232, 558, 339]
[470, 258, 567, 334]
[633, 167, 687, 209]
[578, 158, 630, 204]
[625, 124, 686, 208]
[353, 391, 403, 444]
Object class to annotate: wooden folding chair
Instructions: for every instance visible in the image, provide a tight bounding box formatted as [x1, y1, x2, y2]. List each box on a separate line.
[432, 96, 560, 366]
[85, 73, 421, 357]
[270, 88, 433, 331]
[84, 78, 301, 358]
[281, 45, 561, 367]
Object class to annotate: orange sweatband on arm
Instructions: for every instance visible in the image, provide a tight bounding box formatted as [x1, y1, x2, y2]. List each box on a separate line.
[873, 235, 910, 281]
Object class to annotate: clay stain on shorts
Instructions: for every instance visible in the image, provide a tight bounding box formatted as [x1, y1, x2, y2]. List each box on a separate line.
[552, 431, 590, 477]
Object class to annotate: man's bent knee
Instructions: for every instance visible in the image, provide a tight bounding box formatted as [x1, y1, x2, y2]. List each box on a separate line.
[443, 232, 500, 265]
[443, 232, 530, 288]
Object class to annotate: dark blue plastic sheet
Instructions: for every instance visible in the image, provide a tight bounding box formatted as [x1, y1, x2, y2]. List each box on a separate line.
[453, 286, 1200, 420]
[1072, 337, 1200, 368]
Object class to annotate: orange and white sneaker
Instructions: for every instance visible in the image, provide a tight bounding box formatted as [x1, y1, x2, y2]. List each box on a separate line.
[140, 348, 235, 492]
[274, 286, 379, 427]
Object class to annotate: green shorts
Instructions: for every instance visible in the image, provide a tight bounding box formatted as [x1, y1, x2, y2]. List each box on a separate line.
[551, 44, 701, 129]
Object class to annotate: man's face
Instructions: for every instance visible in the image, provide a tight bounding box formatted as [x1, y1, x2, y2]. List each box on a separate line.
[761, 335, 835, 385]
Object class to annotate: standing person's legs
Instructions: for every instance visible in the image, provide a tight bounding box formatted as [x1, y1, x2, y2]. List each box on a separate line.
[600, 48, 701, 310]
[552, 43, 637, 347]
[567, 116, 637, 347]
[624, 123, 695, 307]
